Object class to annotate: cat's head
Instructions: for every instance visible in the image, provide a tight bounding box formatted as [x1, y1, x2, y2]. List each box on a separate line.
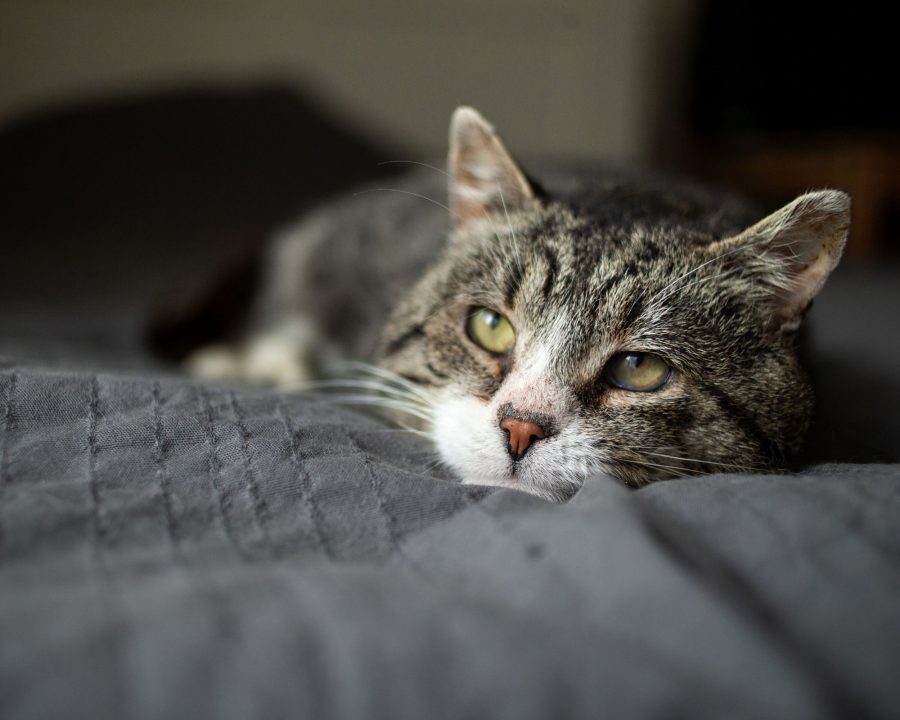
[380, 107, 849, 500]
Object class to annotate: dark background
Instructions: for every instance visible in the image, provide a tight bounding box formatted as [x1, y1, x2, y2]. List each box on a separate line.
[2, 1, 897, 306]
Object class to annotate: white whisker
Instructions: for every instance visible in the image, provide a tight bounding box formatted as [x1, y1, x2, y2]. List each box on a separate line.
[288, 378, 430, 408]
[631, 448, 759, 472]
[336, 361, 435, 403]
[652, 266, 743, 309]
[375, 426, 433, 440]
[353, 188, 450, 212]
[328, 395, 435, 423]
[648, 242, 755, 309]
[497, 185, 524, 276]
[377, 160, 451, 178]
[614, 455, 700, 478]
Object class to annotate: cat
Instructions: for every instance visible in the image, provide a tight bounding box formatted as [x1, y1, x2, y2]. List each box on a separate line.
[186, 107, 850, 501]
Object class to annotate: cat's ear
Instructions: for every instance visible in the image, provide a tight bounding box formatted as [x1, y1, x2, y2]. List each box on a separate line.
[711, 190, 850, 332]
[448, 107, 538, 227]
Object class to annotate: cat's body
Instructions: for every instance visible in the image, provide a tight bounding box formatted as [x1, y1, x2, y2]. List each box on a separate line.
[187, 108, 849, 500]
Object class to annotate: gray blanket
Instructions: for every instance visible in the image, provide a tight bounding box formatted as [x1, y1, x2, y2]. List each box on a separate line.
[2, 366, 899, 720]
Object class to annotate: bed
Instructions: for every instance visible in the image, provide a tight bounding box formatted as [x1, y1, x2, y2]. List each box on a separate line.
[1, 88, 898, 720]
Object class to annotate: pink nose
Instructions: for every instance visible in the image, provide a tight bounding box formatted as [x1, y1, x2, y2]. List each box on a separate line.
[499, 417, 547, 460]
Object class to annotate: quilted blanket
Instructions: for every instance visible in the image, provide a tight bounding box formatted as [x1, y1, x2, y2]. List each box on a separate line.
[1, 365, 899, 720]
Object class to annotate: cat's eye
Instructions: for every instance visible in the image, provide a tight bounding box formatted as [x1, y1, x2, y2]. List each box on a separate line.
[466, 307, 516, 355]
[604, 352, 671, 392]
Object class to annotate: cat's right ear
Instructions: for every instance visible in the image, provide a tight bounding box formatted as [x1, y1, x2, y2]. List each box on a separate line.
[709, 189, 850, 332]
[448, 107, 538, 228]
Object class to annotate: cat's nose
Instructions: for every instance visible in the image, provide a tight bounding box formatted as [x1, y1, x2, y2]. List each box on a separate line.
[499, 416, 547, 460]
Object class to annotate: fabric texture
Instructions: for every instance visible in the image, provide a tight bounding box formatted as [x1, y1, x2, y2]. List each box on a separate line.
[1, 366, 899, 720]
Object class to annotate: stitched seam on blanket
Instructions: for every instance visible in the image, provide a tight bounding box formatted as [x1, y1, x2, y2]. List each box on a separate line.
[342, 426, 443, 581]
[88, 375, 108, 575]
[151, 381, 181, 560]
[229, 392, 275, 557]
[197, 386, 247, 560]
[87, 377, 129, 714]
[276, 399, 331, 558]
[0, 370, 15, 484]
[777, 478, 900, 568]
[634, 500, 872, 720]
[0, 370, 17, 553]
[342, 426, 399, 555]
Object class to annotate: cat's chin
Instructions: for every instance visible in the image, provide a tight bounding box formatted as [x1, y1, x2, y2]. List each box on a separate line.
[459, 474, 582, 503]
[430, 394, 510, 476]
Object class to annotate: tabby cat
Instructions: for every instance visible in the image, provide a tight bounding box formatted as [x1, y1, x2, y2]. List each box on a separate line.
[188, 107, 850, 501]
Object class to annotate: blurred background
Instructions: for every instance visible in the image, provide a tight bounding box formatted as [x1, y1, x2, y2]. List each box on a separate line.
[0, 1, 897, 351]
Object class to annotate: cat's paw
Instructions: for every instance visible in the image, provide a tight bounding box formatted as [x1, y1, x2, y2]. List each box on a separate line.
[186, 320, 317, 388]
[186, 345, 243, 381]
[242, 333, 313, 387]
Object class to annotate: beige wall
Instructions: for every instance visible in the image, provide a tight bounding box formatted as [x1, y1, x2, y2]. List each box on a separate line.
[0, 0, 698, 162]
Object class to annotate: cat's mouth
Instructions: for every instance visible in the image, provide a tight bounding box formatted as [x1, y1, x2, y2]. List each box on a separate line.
[429, 391, 588, 499]
[503, 459, 531, 488]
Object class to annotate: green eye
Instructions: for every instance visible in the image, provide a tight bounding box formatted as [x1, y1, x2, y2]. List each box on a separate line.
[466, 307, 516, 355]
[604, 353, 671, 392]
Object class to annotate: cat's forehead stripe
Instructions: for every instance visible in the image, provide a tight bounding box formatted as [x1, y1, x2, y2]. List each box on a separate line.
[541, 246, 559, 301]
[503, 259, 525, 308]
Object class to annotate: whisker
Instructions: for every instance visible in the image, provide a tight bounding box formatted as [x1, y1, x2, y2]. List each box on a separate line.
[614, 456, 702, 478]
[422, 456, 449, 474]
[330, 392, 434, 415]
[647, 241, 762, 309]
[377, 160, 451, 178]
[328, 395, 435, 423]
[638, 449, 759, 473]
[615, 443, 763, 474]
[353, 188, 450, 212]
[375, 426, 433, 440]
[362, 166, 508, 251]
[497, 186, 524, 276]
[648, 236, 807, 310]
[336, 361, 436, 403]
[669, 266, 742, 298]
[288, 378, 431, 407]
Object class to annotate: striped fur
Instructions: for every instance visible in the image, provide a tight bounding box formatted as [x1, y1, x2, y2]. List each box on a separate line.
[192, 108, 850, 500]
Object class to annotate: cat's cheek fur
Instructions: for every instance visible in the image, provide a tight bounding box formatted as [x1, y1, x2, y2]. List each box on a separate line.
[430, 393, 513, 488]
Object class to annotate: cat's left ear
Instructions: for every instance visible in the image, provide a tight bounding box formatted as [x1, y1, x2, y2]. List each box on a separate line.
[710, 189, 850, 332]
[448, 107, 539, 227]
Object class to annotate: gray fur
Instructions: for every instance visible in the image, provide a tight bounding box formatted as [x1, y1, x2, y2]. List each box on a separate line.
[195, 108, 850, 500]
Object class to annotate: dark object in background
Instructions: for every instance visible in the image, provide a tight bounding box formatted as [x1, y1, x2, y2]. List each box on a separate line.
[690, 2, 899, 139]
[0, 86, 398, 335]
[682, 2, 900, 261]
